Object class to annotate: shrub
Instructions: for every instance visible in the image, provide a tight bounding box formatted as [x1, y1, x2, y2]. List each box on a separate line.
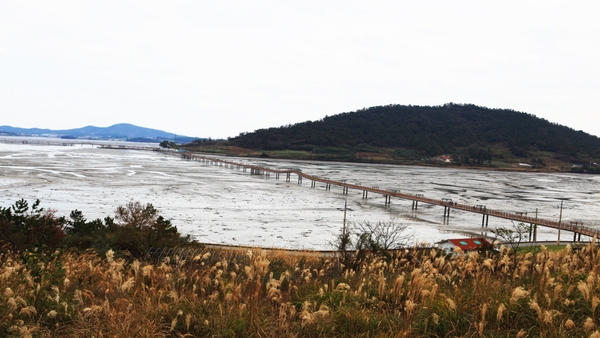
[1, 199, 194, 257]
[0, 199, 66, 252]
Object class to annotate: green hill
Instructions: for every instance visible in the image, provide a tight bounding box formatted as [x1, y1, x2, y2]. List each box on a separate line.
[220, 103, 600, 170]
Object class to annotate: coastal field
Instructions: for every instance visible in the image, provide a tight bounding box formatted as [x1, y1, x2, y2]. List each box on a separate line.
[2, 241, 600, 337]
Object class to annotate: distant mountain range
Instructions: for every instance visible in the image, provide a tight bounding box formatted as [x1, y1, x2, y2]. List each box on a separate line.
[0, 123, 198, 143]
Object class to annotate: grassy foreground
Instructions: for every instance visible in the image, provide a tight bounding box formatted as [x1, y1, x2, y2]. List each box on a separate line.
[2, 243, 600, 337]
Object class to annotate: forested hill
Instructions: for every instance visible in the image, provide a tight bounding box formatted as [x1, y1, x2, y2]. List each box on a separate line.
[228, 104, 600, 162]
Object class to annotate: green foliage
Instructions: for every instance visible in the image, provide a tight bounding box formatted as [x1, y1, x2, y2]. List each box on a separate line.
[1, 199, 195, 257]
[467, 146, 493, 165]
[0, 199, 66, 252]
[311, 146, 351, 155]
[63, 210, 108, 250]
[19, 248, 67, 324]
[106, 201, 192, 256]
[229, 103, 600, 162]
[288, 144, 316, 151]
[159, 140, 177, 148]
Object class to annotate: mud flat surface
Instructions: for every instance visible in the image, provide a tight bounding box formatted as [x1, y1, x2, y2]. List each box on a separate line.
[2, 138, 599, 249]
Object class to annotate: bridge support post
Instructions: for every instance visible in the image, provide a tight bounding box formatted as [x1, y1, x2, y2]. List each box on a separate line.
[311, 180, 316, 188]
[286, 173, 291, 182]
[326, 183, 331, 191]
[362, 190, 368, 199]
[481, 214, 489, 227]
[529, 223, 534, 240]
[342, 186, 348, 194]
[412, 200, 418, 210]
[443, 206, 450, 219]
[529, 223, 535, 240]
[298, 176, 302, 185]
[276, 173, 279, 180]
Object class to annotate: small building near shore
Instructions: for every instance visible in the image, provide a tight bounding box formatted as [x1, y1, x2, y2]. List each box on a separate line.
[438, 238, 492, 253]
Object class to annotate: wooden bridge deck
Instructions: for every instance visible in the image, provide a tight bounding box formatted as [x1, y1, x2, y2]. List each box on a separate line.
[161, 150, 600, 240]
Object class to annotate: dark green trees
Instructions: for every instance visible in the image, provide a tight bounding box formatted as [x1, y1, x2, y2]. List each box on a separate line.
[0, 199, 66, 252]
[159, 140, 177, 148]
[109, 201, 187, 255]
[228, 103, 600, 162]
[1, 199, 194, 256]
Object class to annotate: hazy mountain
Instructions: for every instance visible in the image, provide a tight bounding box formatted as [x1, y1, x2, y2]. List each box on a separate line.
[0, 123, 197, 143]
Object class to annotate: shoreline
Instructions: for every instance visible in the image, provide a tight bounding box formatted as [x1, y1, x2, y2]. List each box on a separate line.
[182, 148, 576, 175]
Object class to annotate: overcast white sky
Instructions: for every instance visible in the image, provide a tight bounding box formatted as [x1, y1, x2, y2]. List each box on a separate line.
[1, 1, 599, 139]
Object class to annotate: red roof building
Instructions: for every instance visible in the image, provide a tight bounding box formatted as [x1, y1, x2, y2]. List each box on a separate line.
[438, 238, 492, 253]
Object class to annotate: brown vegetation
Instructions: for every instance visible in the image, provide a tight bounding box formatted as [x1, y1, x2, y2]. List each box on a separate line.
[2, 241, 600, 337]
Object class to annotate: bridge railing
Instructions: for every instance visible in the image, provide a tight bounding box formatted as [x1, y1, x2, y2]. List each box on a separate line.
[166, 151, 600, 238]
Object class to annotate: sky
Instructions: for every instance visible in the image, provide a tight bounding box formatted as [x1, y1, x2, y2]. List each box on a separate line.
[1, 1, 599, 139]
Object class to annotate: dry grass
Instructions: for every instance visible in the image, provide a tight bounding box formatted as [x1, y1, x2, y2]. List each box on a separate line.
[2, 242, 600, 337]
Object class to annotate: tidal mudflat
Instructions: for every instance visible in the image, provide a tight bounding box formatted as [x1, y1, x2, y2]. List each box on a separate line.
[1, 139, 599, 249]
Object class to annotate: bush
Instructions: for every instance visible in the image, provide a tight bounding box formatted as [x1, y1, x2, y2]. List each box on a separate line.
[1, 199, 195, 257]
[0, 199, 66, 252]
[108, 201, 192, 255]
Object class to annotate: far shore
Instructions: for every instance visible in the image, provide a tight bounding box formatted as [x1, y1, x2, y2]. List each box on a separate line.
[0, 134, 590, 175]
[179, 145, 583, 175]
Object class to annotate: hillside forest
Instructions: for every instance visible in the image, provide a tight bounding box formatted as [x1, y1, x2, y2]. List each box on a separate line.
[185, 104, 600, 172]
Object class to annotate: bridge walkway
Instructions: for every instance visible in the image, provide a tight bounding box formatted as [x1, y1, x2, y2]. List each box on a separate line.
[162, 150, 600, 240]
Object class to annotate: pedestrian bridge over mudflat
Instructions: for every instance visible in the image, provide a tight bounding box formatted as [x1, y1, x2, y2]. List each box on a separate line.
[162, 150, 599, 242]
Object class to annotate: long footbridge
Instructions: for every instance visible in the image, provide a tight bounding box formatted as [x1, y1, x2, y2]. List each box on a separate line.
[160, 150, 599, 242]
